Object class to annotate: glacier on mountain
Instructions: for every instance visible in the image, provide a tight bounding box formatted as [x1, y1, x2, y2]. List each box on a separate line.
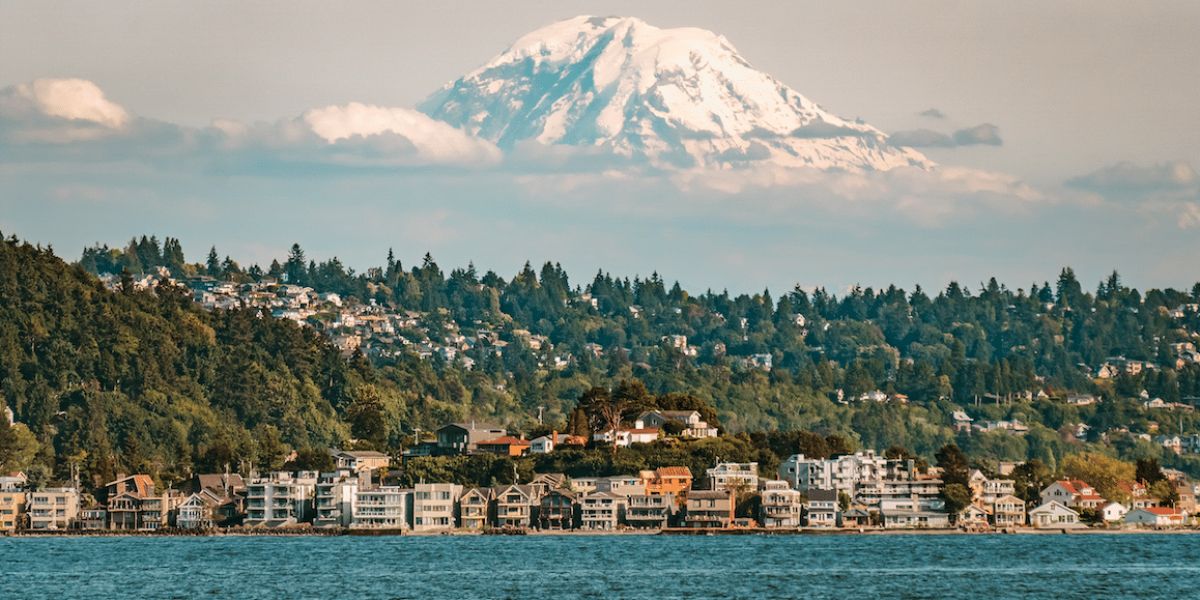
[421, 15, 932, 172]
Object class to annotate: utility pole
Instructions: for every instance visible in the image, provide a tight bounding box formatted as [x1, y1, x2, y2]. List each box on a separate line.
[537, 406, 545, 425]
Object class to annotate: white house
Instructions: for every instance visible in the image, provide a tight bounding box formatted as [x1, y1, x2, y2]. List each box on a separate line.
[1101, 501, 1128, 523]
[706, 462, 759, 492]
[593, 425, 660, 447]
[1040, 480, 1106, 510]
[530, 435, 556, 454]
[1028, 501, 1083, 528]
[1124, 507, 1185, 528]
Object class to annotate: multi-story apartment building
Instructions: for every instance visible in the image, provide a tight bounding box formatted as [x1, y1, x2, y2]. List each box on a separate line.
[314, 470, 360, 528]
[855, 478, 945, 511]
[352, 486, 409, 529]
[778, 451, 903, 497]
[410, 483, 461, 531]
[624, 493, 675, 529]
[245, 471, 318, 527]
[759, 480, 804, 528]
[683, 490, 734, 528]
[579, 492, 626, 530]
[0, 489, 26, 532]
[27, 488, 79, 530]
[705, 463, 758, 492]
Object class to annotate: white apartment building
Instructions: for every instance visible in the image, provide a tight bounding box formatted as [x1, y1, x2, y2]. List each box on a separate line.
[245, 471, 318, 527]
[410, 483, 462, 531]
[579, 491, 627, 530]
[314, 470, 360, 528]
[778, 451, 913, 497]
[352, 486, 409, 529]
[706, 462, 759, 492]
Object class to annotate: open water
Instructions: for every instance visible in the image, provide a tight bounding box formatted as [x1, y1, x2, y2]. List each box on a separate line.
[1, 533, 1197, 599]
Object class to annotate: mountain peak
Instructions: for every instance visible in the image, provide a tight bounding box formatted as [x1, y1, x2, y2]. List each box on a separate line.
[421, 16, 931, 171]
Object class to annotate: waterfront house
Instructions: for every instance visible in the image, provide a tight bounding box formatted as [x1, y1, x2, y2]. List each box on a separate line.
[245, 471, 318, 528]
[842, 507, 872, 528]
[880, 498, 950, 529]
[351, 486, 409, 529]
[494, 484, 538, 529]
[538, 489, 578, 530]
[959, 504, 991, 527]
[625, 493, 676, 529]
[176, 490, 224, 530]
[1101, 501, 1129, 523]
[459, 487, 494, 530]
[410, 483, 462, 531]
[27, 488, 79, 530]
[1040, 480, 1106, 511]
[759, 480, 803, 528]
[579, 491, 627, 531]
[805, 489, 840, 527]
[436, 422, 507, 455]
[990, 494, 1027, 528]
[1028, 501, 1082, 528]
[684, 490, 734, 529]
[105, 474, 173, 531]
[706, 462, 759, 492]
[1124, 507, 1185, 527]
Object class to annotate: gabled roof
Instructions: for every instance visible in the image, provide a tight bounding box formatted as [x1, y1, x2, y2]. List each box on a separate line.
[655, 466, 693, 478]
[1137, 507, 1180, 516]
[807, 489, 839, 502]
[477, 436, 531, 447]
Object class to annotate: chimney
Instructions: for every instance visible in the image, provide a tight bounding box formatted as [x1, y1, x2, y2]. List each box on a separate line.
[552, 430, 559, 446]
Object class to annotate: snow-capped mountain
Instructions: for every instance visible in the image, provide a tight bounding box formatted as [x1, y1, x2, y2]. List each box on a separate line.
[421, 15, 931, 171]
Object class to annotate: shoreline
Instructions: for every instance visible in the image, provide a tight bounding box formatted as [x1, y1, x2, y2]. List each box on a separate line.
[6, 526, 1199, 538]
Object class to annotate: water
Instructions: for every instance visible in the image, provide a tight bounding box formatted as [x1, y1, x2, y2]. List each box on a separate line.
[1, 533, 1197, 599]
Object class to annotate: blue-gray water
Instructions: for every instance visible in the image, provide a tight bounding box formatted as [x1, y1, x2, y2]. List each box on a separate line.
[2, 534, 1198, 599]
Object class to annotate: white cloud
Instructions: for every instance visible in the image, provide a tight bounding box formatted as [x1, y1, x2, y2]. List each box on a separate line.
[301, 102, 500, 166]
[11, 78, 129, 128]
[0, 78, 131, 143]
[1067, 161, 1197, 193]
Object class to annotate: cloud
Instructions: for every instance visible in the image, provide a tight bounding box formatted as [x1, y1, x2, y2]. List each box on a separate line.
[0, 78, 500, 169]
[889, 123, 1003, 148]
[1067, 161, 1198, 193]
[952, 123, 1002, 146]
[301, 103, 500, 165]
[1066, 160, 1200, 229]
[0, 78, 131, 143]
[918, 108, 947, 119]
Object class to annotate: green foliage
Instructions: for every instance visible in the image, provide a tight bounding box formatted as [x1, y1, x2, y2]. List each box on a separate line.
[942, 483, 973, 516]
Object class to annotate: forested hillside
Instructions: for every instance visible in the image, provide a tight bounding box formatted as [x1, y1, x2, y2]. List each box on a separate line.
[5, 234, 1200, 495]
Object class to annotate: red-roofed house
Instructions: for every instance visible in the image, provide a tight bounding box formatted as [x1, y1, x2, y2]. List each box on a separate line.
[1124, 507, 1185, 527]
[475, 436, 532, 457]
[1040, 480, 1106, 510]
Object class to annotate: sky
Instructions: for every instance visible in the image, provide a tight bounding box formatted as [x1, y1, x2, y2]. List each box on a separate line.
[2, 1, 1199, 294]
